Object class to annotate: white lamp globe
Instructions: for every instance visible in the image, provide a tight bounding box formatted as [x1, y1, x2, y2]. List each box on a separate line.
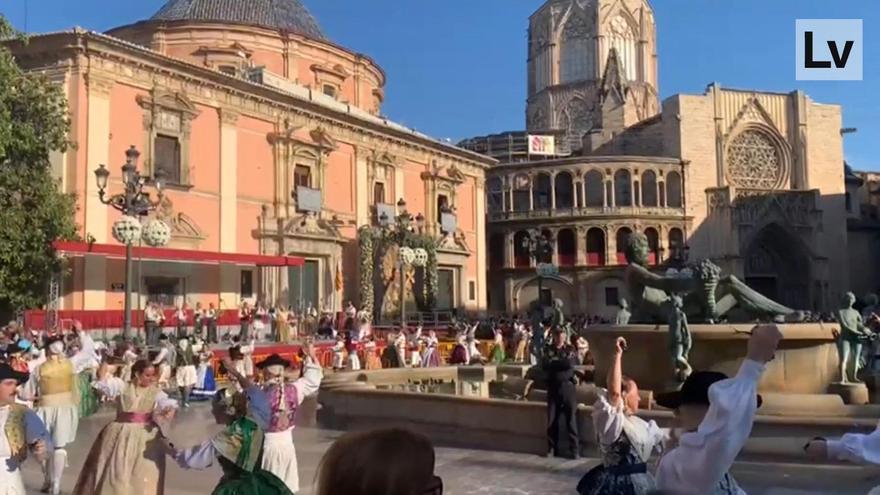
[413, 248, 429, 267]
[111, 216, 143, 245]
[142, 219, 172, 247]
[398, 247, 415, 265]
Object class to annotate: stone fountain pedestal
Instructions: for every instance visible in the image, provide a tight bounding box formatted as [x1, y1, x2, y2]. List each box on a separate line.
[585, 323, 839, 397]
[828, 382, 870, 405]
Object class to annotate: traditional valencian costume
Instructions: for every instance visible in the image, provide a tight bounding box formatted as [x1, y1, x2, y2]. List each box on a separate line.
[192, 341, 217, 401]
[248, 353, 323, 493]
[577, 391, 666, 494]
[23, 332, 98, 495]
[172, 388, 293, 495]
[72, 376, 179, 495]
[175, 338, 198, 407]
[421, 330, 441, 368]
[0, 362, 52, 495]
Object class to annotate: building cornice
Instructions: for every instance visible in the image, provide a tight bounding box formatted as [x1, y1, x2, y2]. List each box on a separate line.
[489, 155, 684, 173]
[10, 30, 496, 174]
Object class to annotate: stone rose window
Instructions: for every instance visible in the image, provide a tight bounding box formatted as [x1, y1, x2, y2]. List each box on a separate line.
[726, 129, 785, 189]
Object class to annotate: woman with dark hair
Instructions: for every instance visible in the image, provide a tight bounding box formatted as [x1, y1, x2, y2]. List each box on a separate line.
[316, 428, 442, 495]
[73, 359, 178, 495]
[166, 387, 292, 495]
[578, 337, 665, 495]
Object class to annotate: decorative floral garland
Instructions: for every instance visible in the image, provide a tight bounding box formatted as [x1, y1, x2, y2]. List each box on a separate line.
[357, 226, 376, 315]
[357, 225, 438, 319]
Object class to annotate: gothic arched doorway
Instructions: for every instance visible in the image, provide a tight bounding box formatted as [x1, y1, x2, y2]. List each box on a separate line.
[744, 224, 811, 310]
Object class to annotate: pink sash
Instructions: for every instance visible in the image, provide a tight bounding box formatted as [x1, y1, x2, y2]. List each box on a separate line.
[115, 412, 153, 424]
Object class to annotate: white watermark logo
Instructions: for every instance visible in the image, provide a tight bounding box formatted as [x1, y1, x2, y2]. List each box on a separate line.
[796, 19, 863, 81]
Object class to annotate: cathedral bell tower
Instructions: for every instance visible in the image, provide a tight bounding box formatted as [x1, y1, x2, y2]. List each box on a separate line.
[526, 0, 659, 153]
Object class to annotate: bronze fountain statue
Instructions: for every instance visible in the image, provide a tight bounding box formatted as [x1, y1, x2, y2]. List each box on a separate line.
[622, 232, 798, 324]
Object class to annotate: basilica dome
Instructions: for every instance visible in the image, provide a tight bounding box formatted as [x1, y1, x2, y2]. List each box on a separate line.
[150, 0, 325, 40]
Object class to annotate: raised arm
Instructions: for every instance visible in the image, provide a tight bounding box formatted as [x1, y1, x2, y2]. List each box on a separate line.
[293, 343, 323, 405]
[221, 357, 253, 389]
[606, 337, 626, 407]
[656, 325, 782, 494]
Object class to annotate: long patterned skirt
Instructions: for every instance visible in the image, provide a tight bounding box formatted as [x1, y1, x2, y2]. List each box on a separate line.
[77, 371, 99, 418]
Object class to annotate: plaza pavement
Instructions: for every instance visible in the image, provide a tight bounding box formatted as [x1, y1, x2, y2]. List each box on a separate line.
[19, 399, 880, 494]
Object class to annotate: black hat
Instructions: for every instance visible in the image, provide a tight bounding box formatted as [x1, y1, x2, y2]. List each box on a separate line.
[228, 345, 243, 361]
[256, 353, 291, 369]
[45, 334, 65, 347]
[0, 362, 29, 385]
[655, 370, 762, 410]
[159, 334, 169, 341]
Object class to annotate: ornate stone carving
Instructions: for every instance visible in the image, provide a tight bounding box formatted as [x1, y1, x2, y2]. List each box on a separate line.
[219, 108, 240, 125]
[726, 130, 783, 189]
[283, 211, 343, 238]
[438, 229, 470, 252]
[732, 189, 815, 227]
[86, 73, 114, 97]
[153, 196, 205, 240]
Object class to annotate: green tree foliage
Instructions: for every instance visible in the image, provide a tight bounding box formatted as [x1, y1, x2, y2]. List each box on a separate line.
[0, 15, 78, 320]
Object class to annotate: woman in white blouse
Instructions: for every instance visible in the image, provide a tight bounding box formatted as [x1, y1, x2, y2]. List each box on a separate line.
[73, 359, 178, 495]
[578, 337, 665, 495]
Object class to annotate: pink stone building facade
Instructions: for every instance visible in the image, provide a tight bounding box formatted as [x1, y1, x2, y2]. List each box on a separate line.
[11, 1, 493, 315]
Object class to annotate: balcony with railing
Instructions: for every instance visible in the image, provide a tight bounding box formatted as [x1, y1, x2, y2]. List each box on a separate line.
[487, 163, 686, 223]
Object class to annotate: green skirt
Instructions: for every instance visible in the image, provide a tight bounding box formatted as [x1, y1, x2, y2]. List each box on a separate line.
[214, 459, 294, 495]
[77, 371, 99, 418]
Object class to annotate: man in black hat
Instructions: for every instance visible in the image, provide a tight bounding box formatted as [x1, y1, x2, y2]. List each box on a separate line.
[0, 361, 51, 492]
[654, 324, 782, 495]
[542, 326, 581, 459]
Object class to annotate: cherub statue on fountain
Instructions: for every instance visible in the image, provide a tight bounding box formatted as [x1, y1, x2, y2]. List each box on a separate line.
[835, 292, 876, 384]
[622, 232, 797, 324]
[668, 294, 693, 383]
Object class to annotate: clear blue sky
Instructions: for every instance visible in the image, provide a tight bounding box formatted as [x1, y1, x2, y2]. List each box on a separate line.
[2, 0, 877, 170]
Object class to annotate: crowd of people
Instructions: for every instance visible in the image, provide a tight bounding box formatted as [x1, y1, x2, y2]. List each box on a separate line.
[7, 299, 880, 495]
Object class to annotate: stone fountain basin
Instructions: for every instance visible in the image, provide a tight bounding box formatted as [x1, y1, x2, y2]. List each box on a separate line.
[585, 323, 839, 395]
[317, 365, 878, 463]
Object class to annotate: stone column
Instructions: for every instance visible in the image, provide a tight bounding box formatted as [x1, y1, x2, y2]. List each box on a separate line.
[84, 73, 113, 244]
[550, 228, 559, 266]
[355, 148, 369, 226]
[529, 180, 535, 211]
[507, 232, 515, 268]
[575, 227, 586, 266]
[551, 173, 557, 210]
[475, 179, 488, 309]
[606, 227, 617, 266]
[219, 109, 239, 253]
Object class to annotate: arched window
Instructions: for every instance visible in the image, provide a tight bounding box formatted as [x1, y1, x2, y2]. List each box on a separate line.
[644, 228, 660, 265]
[555, 172, 574, 209]
[614, 170, 632, 207]
[641, 171, 658, 207]
[586, 228, 606, 267]
[514, 231, 531, 268]
[533, 173, 552, 210]
[512, 174, 531, 212]
[560, 14, 594, 84]
[489, 233, 505, 269]
[557, 229, 576, 266]
[487, 177, 504, 213]
[666, 171, 682, 208]
[584, 170, 604, 207]
[616, 227, 632, 265]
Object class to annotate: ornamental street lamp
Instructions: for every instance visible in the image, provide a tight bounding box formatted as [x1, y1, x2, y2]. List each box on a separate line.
[94, 145, 170, 341]
[522, 229, 554, 308]
[380, 199, 428, 327]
